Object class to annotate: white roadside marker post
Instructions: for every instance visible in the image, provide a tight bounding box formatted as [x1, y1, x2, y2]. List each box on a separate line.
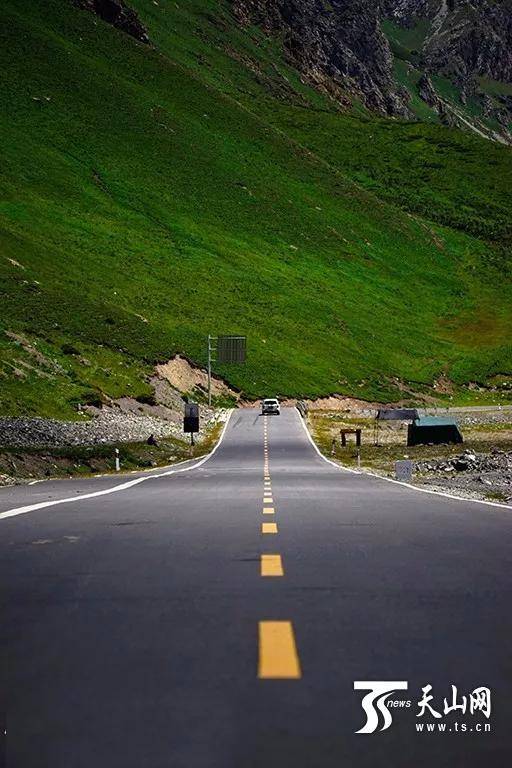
[115, 448, 120, 472]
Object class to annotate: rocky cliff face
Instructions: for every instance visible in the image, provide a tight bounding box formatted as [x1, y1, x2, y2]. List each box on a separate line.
[386, 0, 512, 138]
[386, 0, 512, 84]
[233, 0, 512, 140]
[233, 0, 411, 116]
[73, 0, 149, 44]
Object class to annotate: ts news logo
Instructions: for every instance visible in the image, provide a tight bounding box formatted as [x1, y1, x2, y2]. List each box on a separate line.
[354, 681, 409, 734]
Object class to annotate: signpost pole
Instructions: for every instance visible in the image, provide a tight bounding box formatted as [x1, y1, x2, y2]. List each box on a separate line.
[207, 334, 212, 407]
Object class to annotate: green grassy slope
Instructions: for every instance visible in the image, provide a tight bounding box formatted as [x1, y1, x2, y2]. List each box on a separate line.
[0, 0, 511, 417]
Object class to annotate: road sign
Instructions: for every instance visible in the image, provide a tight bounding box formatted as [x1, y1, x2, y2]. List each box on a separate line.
[217, 335, 246, 364]
[184, 402, 199, 434]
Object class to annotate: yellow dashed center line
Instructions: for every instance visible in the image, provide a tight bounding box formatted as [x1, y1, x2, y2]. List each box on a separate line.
[258, 621, 302, 679]
[261, 554, 284, 577]
[258, 416, 301, 678]
[262, 521, 278, 534]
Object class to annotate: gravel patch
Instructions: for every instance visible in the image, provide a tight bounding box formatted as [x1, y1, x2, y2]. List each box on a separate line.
[0, 407, 224, 449]
[415, 449, 512, 503]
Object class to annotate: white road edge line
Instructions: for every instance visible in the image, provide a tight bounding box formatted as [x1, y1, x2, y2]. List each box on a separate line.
[296, 408, 512, 511]
[0, 411, 234, 521]
[298, 410, 360, 475]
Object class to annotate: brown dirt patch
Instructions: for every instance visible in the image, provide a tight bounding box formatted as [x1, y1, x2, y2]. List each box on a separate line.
[155, 356, 239, 399]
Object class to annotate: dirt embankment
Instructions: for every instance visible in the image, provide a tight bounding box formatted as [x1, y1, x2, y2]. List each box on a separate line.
[155, 355, 239, 401]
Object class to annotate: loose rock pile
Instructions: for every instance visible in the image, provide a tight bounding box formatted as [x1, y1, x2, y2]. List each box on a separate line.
[0, 408, 219, 449]
[416, 450, 512, 475]
[415, 450, 512, 503]
[457, 412, 512, 427]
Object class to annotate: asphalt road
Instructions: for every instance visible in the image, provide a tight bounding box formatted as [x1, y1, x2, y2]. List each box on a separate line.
[1, 407, 512, 767]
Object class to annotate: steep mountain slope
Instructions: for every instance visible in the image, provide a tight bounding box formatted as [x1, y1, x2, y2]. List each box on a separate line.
[0, 0, 511, 417]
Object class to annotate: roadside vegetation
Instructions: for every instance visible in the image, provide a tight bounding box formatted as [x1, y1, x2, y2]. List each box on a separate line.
[1, 0, 511, 418]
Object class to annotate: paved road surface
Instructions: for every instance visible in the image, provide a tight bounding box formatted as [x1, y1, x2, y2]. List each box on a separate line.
[1, 408, 511, 767]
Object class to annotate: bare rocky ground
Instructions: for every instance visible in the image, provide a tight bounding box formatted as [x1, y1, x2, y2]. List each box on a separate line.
[415, 449, 512, 504]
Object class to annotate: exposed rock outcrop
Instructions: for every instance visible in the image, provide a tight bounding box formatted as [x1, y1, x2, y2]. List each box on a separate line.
[73, 0, 150, 44]
[386, 0, 512, 85]
[418, 73, 439, 108]
[233, 0, 411, 116]
[233, 0, 512, 140]
[384, 1, 512, 102]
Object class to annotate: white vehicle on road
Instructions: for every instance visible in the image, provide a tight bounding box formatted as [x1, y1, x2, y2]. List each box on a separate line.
[261, 398, 280, 415]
